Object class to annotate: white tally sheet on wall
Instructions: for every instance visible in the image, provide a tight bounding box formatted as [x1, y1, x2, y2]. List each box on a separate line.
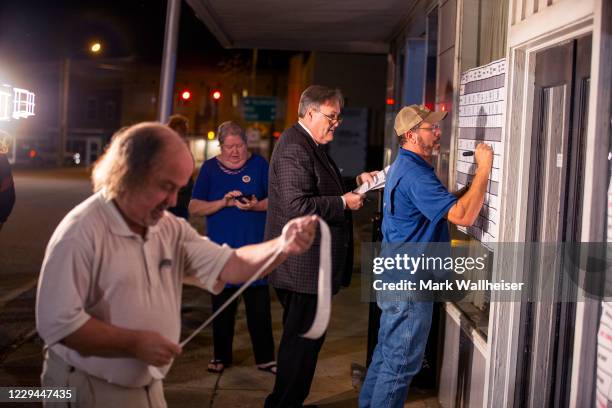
[455, 59, 506, 247]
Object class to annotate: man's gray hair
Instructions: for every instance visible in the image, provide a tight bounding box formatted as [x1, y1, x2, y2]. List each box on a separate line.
[92, 122, 172, 199]
[298, 85, 344, 118]
[218, 121, 246, 145]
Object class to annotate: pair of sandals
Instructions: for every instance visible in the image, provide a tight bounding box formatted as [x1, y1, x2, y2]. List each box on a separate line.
[207, 359, 277, 375]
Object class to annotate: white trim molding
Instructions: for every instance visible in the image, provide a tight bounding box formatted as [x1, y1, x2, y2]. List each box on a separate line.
[485, 3, 596, 406]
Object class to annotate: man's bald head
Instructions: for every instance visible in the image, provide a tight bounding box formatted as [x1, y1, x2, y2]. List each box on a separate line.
[92, 122, 192, 199]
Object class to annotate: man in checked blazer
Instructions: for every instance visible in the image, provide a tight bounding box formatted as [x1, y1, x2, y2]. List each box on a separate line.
[264, 85, 376, 408]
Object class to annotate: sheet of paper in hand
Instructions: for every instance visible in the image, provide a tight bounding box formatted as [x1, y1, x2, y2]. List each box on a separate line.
[353, 166, 390, 194]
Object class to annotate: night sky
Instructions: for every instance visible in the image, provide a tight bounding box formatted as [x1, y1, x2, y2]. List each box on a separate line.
[0, 1, 292, 69]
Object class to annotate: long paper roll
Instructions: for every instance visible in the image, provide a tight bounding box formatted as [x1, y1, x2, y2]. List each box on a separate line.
[300, 219, 331, 339]
[149, 216, 332, 379]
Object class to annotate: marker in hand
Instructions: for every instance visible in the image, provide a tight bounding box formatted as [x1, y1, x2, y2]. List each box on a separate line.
[462, 151, 474, 157]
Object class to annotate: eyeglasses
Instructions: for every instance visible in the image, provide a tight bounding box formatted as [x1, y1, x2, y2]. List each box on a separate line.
[221, 143, 246, 151]
[315, 110, 343, 124]
[413, 124, 440, 132]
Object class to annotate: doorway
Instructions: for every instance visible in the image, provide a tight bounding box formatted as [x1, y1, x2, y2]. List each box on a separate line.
[516, 35, 592, 408]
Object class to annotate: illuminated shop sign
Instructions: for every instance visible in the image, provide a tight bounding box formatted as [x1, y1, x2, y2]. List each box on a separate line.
[0, 84, 36, 121]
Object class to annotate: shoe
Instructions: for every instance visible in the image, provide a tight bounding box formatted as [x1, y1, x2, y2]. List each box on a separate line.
[257, 361, 277, 375]
[207, 359, 225, 373]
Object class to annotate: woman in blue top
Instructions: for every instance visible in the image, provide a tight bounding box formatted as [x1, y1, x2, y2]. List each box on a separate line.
[189, 121, 276, 374]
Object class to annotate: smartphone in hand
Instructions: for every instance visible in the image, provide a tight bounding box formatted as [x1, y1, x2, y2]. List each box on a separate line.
[235, 194, 255, 204]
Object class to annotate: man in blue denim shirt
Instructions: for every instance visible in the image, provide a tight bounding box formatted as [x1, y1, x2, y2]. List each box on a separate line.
[359, 105, 493, 408]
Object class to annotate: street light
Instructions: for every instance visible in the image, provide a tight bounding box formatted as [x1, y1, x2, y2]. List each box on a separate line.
[205, 130, 215, 160]
[211, 89, 221, 140]
[90, 42, 102, 54]
[59, 39, 102, 165]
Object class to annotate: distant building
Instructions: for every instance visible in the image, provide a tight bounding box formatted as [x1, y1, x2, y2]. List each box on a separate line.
[3, 58, 288, 166]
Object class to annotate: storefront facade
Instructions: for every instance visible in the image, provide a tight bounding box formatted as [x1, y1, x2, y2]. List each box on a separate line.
[176, 0, 612, 405]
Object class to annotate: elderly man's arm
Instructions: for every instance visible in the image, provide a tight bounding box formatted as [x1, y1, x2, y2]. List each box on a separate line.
[220, 214, 317, 283]
[220, 237, 288, 283]
[61, 318, 181, 367]
[184, 215, 317, 289]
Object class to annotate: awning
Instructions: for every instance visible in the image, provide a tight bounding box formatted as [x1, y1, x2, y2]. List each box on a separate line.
[185, 0, 422, 54]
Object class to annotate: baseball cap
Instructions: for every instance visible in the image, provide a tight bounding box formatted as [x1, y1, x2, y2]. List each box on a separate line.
[394, 104, 447, 136]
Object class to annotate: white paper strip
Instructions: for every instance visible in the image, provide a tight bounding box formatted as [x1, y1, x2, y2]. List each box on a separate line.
[149, 217, 332, 379]
[301, 218, 332, 339]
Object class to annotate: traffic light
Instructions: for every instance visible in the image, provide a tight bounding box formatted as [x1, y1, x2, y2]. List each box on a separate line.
[181, 90, 191, 100]
[179, 89, 191, 105]
[210, 89, 221, 130]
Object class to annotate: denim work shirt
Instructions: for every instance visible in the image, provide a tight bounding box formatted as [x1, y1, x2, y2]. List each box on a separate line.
[382, 148, 457, 244]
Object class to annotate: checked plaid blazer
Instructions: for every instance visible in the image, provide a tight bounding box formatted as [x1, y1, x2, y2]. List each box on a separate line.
[264, 124, 355, 295]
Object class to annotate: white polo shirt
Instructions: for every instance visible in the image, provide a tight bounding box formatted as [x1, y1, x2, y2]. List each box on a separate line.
[36, 191, 234, 387]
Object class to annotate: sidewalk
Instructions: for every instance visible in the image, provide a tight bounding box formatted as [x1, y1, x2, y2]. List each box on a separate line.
[164, 195, 440, 407]
[0, 276, 439, 408]
[164, 274, 440, 408]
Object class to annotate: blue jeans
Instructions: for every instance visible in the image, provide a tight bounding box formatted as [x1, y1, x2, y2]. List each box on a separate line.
[359, 298, 433, 408]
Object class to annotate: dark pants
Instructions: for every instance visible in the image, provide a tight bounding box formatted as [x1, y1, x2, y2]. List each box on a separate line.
[211, 285, 275, 365]
[265, 288, 326, 408]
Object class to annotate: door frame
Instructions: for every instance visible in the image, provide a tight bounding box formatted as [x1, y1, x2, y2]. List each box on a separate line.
[515, 36, 591, 408]
[484, 17, 597, 408]
[569, 0, 612, 406]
